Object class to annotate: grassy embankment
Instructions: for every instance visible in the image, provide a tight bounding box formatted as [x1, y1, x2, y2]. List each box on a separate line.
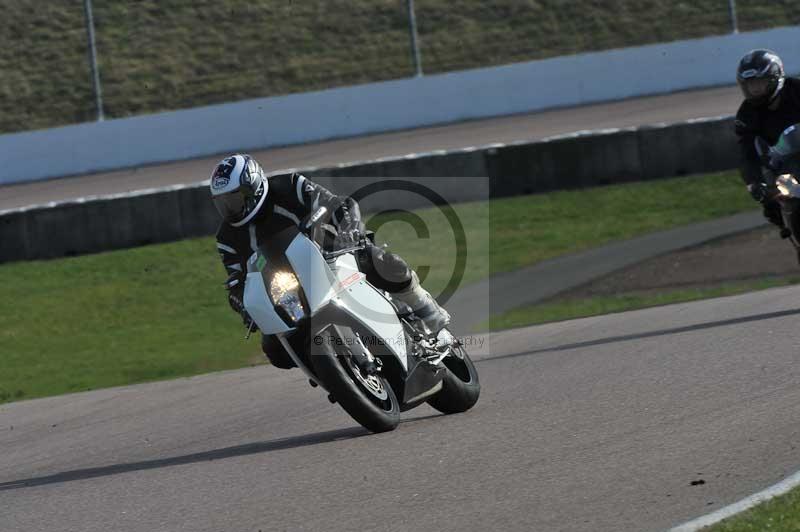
[0, 171, 757, 403]
[3, 0, 799, 133]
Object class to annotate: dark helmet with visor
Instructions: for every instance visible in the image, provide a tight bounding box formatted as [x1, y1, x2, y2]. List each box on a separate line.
[737, 49, 785, 107]
[210, 154, 268, 226]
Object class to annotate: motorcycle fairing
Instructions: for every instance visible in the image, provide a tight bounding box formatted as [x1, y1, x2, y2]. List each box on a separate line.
[284, 233, 338, 314]
[282, 232, 410, 369]
[307, 307, 443, 406]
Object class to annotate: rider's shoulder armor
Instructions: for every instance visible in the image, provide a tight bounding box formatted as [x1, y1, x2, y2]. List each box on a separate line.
[782, 77, 800, 106]
[265, 172, 297, 197]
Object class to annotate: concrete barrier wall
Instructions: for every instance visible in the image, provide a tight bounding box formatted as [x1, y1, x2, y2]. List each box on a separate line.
[637, 118, 739, 180]
[489, 117, 738, 197]
[2, 26, 796, 185]
[0, 116, 742, 264]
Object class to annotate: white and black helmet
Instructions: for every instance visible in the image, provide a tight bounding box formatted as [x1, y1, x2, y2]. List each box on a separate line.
[210, 154, 268, 226]
[737, 49, 785, 107]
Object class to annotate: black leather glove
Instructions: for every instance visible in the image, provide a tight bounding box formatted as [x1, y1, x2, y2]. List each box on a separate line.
[766, 152, 785, 173]
[227, 288, 245, 314]
[225, 271, 245, 307]
[229, 290, 258, 330]
[763, 200, 785, 228]
[333, 198, 364, 249]
[225, 272, 257, 330]
[747, 182, 770, 203]
[242, 312, 258, 332]
[334, 228, 362, 249]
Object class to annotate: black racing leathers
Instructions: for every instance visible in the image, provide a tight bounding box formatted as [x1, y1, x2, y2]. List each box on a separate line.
[216, 172, 353, 278]
[735, 77, 800, 186]
[215, 172, 413, 313]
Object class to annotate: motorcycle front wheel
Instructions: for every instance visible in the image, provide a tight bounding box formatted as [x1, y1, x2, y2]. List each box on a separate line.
[311, 336, 400, 433]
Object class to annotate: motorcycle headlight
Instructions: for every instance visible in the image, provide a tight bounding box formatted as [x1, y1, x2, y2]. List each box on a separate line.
[777, 174, 795, 197]
[269, 271, 305, 324]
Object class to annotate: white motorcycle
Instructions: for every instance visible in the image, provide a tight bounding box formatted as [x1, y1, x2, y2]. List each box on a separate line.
[243, 207, 480, 433]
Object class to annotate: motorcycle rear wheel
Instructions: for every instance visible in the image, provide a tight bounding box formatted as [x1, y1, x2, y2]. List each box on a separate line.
[426, 344, 480, 414]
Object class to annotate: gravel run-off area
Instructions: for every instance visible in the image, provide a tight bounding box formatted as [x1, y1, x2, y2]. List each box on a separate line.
[557, 225, 800, 300]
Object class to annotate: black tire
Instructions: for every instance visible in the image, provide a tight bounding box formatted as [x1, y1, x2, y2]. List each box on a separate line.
[261, 334, 297, 369]
[427, 344, 480, 414]
[311, 341, 400, 433]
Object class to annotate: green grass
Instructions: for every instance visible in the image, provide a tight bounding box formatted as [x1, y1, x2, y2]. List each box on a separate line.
[707, 486, 800, 531]
[482, 278, 800, 332]
[2, 0, 799, 133]
[0, 171, 755, 403]
[0, 237, 262, 404]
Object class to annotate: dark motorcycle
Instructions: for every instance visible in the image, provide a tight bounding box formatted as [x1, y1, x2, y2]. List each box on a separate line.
[756, 124, 800, 257]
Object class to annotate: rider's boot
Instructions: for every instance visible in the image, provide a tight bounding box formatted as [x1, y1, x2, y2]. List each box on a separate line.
[392, 272, 450, 333]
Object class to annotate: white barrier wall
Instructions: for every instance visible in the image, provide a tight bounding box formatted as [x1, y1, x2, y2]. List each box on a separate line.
[2, 25, 799, 185]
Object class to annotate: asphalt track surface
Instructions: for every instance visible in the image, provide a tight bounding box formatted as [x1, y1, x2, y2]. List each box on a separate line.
[3, 285, 800, 532]
[0, 85, 741, 211]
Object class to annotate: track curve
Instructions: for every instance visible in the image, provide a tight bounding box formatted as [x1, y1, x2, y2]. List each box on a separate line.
[0, 86, 741, 211]
[2, 284, 799, 531]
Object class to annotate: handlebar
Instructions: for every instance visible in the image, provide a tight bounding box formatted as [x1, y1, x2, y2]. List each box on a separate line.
[322, 238, 368, 261]
[302, 206, 371, 260]
[301, 206, 329, 234]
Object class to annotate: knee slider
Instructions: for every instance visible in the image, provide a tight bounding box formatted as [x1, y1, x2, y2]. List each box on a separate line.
[372, 248, 411, 284]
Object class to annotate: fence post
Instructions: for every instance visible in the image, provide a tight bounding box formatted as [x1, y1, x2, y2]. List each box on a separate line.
[83, 0, 105, 121]
[406, 0, 423, 77]
[728, 0, 739, 34]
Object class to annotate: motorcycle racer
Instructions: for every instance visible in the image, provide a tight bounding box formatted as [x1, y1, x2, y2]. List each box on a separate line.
[209, 154, 450, 369]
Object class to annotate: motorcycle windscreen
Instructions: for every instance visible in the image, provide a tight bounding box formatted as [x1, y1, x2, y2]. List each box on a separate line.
[284, 233, 338, 314]
[773, 124, 800, 157]
[770, 124, 800, 175]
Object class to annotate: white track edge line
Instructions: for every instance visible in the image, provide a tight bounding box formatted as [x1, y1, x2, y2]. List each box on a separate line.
[669, 469, 800, 531]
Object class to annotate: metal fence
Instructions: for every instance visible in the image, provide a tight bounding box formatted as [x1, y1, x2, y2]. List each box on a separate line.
[1, 0, 799, 134]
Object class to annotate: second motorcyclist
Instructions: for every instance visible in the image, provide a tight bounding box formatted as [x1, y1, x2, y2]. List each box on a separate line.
[735, 49, 800, 234]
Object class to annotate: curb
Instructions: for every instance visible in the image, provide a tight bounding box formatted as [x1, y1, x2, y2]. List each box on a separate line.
[669, 470, 800, 531]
